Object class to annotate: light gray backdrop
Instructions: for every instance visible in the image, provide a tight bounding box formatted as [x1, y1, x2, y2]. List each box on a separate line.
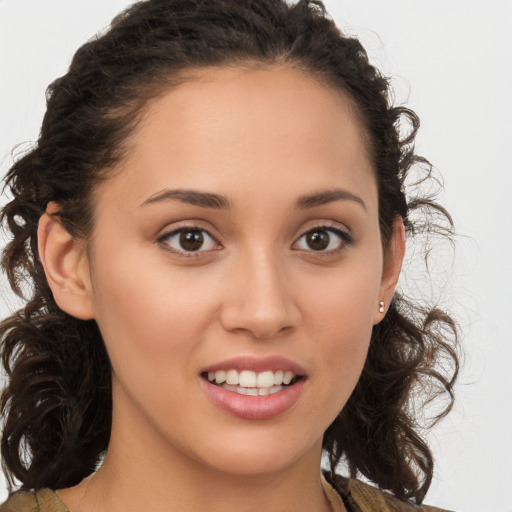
[1, 1, 511, 511]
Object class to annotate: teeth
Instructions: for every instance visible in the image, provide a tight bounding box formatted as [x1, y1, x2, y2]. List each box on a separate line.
[273, 370, 284, 385]
[283, 370, 294, 385]
[219, 384, 284, 396]
[208, 370, 295, 388]
[256, 370, 274, 388]
[226, 369, 238, 385]
[239, 370, 257, 387]
[215, 370, 226, 384]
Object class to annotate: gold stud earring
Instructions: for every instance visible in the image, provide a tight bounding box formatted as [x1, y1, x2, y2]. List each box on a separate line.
[379, 301, 385, 313]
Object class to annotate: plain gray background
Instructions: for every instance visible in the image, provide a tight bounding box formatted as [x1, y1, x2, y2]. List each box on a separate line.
[1, 1, 511, 511]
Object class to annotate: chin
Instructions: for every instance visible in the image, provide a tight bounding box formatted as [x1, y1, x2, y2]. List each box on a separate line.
[184, 427, 322, 478]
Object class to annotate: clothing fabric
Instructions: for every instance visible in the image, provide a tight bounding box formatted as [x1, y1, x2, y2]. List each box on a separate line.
[0, 489, 67, 512]
[328, 476, 453, 512]
[0, 478, 454, 512]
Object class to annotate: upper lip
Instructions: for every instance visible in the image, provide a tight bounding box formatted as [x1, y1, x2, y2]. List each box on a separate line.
[201, 355, 307, 376]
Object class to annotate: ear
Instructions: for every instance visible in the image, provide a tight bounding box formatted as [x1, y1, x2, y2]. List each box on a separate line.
[373, 216, 406, 324]
[37, 204, 95, 320]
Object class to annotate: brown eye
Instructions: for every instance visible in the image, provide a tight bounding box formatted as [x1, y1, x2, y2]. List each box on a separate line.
[161, 227, 218, 253]
[180, 230, 204, 251]
[294, 226, 349, 252]
[305, 230, 330, 251]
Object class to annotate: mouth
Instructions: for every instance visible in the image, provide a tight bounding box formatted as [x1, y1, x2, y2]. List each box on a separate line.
[200, 358, 307, 420]
[201, 369, 304, 397]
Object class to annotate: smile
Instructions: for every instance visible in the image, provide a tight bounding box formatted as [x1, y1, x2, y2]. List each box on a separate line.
[200, 356, 307, 419]
[202, 369, 300, 396]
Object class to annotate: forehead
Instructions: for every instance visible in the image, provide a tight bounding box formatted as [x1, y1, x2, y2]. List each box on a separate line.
[133, 65, 370, 159]
[101, 66, 377, 213]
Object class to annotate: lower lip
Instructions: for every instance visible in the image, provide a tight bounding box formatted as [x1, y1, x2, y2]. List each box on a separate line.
[201, 378, 306, 420]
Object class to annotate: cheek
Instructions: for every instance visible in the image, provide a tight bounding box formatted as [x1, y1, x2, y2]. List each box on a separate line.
[89, 248, 221, 376]
[298, 258, 381, 390]
[312, 296, 373, 381]
[300, 254, 382, 332]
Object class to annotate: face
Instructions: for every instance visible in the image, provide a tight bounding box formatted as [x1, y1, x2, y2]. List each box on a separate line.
[77, 67, 399, 476]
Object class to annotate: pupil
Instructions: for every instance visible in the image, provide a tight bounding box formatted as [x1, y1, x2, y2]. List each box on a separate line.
[307, 230, 329, 250]
[180, 230, 204, 251]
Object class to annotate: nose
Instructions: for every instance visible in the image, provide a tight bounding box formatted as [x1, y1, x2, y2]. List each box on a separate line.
[219, 248, 301, 340]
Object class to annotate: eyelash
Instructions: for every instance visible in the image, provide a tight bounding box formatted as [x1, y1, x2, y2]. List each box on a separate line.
[158, 224, 219, 259]
[293, 224, 353, 254]
[157, 223, 353, 258]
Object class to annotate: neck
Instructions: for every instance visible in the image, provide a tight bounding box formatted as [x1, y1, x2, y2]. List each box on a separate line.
[58, 407, 336, 512]
[61, 454, 333, 512]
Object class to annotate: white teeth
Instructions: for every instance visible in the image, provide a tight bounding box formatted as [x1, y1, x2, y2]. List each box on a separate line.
[283, 370, 294, 385]
[223, 384, 245, 394]
[215, 370, 226, 384]
[221, 384, 284, 396]
[226, 369, 238, 385]
[257, 370, 275, 387]
[273, 369, 284, 385]
[239, 370, 257, 387]
[205, 369, 299, 392]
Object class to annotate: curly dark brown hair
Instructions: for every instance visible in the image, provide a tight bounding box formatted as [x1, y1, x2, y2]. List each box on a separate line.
[0, 0, 458, 504]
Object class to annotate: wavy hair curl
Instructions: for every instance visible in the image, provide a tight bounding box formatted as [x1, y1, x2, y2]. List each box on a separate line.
[1, 0, 458, 504]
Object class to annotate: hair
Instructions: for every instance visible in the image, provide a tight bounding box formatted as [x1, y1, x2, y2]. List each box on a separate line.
[0, 0, 458, 504]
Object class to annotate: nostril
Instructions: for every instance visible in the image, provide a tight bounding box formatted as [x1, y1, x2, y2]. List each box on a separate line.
[221, 318, 297, 341]
[218, 274, 300, 338]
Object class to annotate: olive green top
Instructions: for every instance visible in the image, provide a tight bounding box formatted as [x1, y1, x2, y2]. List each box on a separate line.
[0, 478, 454, 512]
[333, 477, 453, 511]
[0, 489, 67, 512]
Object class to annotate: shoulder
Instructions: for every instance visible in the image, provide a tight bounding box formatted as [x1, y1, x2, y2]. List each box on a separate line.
[332, 476, 455, 512]
[0, 489, 69, 512]
[0, 492, 38, 512]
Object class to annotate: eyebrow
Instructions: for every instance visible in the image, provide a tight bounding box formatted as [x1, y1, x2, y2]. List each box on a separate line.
[295, 188, 367, 211]
[140, 187, 366, 212]
[140, 188, 231, 209]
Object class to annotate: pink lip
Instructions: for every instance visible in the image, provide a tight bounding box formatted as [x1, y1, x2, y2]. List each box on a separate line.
[201, 355, 307, 375]
[200, 355, 307, 420]
[200, 377, 306, 420]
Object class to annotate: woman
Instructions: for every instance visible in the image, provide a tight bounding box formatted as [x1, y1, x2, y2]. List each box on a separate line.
[0, 0, 458, 510]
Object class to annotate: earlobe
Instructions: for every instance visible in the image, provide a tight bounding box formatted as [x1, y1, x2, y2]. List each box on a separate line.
[373, 217, 406, 324]
[37, 206, 95, 320]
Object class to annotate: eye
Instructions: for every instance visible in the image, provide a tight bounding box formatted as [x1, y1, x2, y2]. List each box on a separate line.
[160, 227, 219, 254]
[293, 226, 350, 252]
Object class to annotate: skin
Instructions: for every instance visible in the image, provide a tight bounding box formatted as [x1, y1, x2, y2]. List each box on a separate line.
[38, 66, 405, 512]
